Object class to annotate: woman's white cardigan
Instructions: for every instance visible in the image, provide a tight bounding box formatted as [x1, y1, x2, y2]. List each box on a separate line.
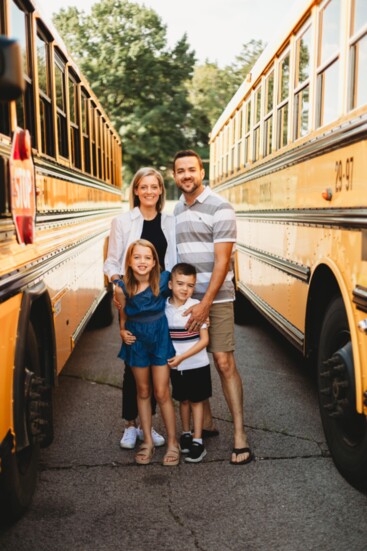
[103, 207, 177, 280]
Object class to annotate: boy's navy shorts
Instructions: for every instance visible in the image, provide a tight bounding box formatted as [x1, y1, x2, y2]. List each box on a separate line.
[170, 364, 212, 403]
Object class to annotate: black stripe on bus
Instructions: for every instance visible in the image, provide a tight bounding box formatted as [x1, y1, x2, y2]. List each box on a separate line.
[236, 243, 310, 282]
[213, 113, 367, 192]
[353, 285, 367, 313]
[235, 209, 367, 231]
[237, 280, 304, 350]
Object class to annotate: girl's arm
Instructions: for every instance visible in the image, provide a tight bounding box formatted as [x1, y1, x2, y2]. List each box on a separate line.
[168, 327, 209, 368]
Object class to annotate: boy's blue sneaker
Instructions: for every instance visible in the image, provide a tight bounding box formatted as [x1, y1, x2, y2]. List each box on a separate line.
[185, 441, 207, 463]
[180, 433, 192, 453]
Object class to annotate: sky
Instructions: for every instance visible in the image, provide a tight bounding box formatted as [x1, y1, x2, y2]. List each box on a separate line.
[36, 0, 304, 67]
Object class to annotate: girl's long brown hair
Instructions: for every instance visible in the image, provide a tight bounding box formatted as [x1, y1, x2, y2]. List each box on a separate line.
[123, 239, 160, 297]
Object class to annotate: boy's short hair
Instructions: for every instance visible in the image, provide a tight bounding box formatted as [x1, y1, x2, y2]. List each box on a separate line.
[171, 263, 197, 278]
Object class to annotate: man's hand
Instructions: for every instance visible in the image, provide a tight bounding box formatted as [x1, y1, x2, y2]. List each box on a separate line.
[113, 285, 123, 309]
[183, 301, 211, 333]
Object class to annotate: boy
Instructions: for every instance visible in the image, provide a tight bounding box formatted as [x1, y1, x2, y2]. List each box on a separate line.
[166, 263, 212, 463]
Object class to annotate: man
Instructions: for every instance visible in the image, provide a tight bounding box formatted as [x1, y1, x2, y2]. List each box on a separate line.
[172, 150, 253, 465]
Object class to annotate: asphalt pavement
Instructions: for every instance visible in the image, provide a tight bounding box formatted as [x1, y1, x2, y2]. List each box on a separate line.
[1, 312, 367, 550]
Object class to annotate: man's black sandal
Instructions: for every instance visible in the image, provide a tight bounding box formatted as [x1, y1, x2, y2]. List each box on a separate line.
[230, 447, 253, 465]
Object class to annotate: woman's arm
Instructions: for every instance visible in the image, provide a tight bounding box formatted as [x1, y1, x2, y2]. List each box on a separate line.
[116, 289, 136, 345]
[162, 213, 177, 271]
[103, 216, 125, 282]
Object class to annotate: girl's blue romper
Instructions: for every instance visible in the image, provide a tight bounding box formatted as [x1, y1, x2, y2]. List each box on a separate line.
[117, 271, 175, 367]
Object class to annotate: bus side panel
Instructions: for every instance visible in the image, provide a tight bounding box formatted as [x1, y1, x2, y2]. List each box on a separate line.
[0, 294, 22, 450]
[47, 235, 110, 373]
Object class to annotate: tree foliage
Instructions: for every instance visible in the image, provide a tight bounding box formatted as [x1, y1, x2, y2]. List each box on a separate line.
[53, 1, 265, 188]
[54, 0, 196, 183]
[189, 39, 266, 130]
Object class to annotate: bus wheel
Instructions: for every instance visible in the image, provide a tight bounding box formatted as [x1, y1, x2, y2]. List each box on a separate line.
[89, 291, 114, 329]
[234, 290, 257, 325]
[317, 296, 367, 490]
[0, 323, 41, 523]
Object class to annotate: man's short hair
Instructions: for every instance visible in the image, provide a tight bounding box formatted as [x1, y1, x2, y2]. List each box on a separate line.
[172, 150, 203, 171]
[171, 262, 197, 278]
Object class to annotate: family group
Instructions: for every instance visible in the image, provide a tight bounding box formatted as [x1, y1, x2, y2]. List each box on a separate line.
[103, 150, 253, 467]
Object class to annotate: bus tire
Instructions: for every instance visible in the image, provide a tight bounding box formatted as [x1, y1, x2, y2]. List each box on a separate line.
[0, 323, 40, 524]
[89, 290, 114, 329]
[317, 296, 367, 491]
[234, 290, 256, 325]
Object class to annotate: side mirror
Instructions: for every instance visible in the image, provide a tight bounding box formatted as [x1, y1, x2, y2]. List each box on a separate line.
[0, 36, 25, 101]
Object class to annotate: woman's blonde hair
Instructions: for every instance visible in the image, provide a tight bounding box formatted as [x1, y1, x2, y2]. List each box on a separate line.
[128, 167, 166, 212]
[123, 239, 160, 297]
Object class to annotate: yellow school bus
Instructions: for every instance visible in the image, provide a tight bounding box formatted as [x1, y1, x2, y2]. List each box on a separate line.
[209, 0, 367, 489]
[0, 0, 122, 522]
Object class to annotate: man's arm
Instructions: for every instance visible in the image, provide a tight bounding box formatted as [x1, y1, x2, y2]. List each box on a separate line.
[184, 241, 233, 331]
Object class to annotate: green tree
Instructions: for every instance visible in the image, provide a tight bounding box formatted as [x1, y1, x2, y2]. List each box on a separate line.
[189, 39, 266, 130]
[53, 0, 196, 185]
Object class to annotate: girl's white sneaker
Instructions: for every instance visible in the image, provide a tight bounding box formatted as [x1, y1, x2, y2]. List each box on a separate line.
[136, 426, 165, 447]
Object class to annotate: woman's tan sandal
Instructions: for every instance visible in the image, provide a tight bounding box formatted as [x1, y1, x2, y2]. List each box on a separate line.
[135, 443, 155, 465]
[162, 445, 180, 466]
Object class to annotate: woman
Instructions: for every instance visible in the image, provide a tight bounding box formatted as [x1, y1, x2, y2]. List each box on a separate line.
[104, 167, 176, 449]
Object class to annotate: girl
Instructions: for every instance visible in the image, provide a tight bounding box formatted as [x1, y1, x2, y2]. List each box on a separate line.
[115, 239, 180, 466]
[104, 167, 176, 450]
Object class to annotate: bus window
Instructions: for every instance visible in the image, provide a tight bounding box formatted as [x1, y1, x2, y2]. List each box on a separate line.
[69, 71, 81, 168]
[253, 85, 261, 161]
[97, 112, 103, 179]
[10, 1, 35, 144]
[89, 102, 96, 176]
[277, 51, 290, 148]
[230, 116, 236, 173]
[11, 1, 26, 130]
[349, 0, 367, 110]
[353, 0, 367, 32]
[316, 0, 341, 127]
[236, 107, 243, 170]
[81, 90, 91, 173]
[36, 29, 54, 156]
[264, 69, 274, 156]
[294, 23, 312, 139]
[244, 100, 251, 165]
[54, 50, 68, 159]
